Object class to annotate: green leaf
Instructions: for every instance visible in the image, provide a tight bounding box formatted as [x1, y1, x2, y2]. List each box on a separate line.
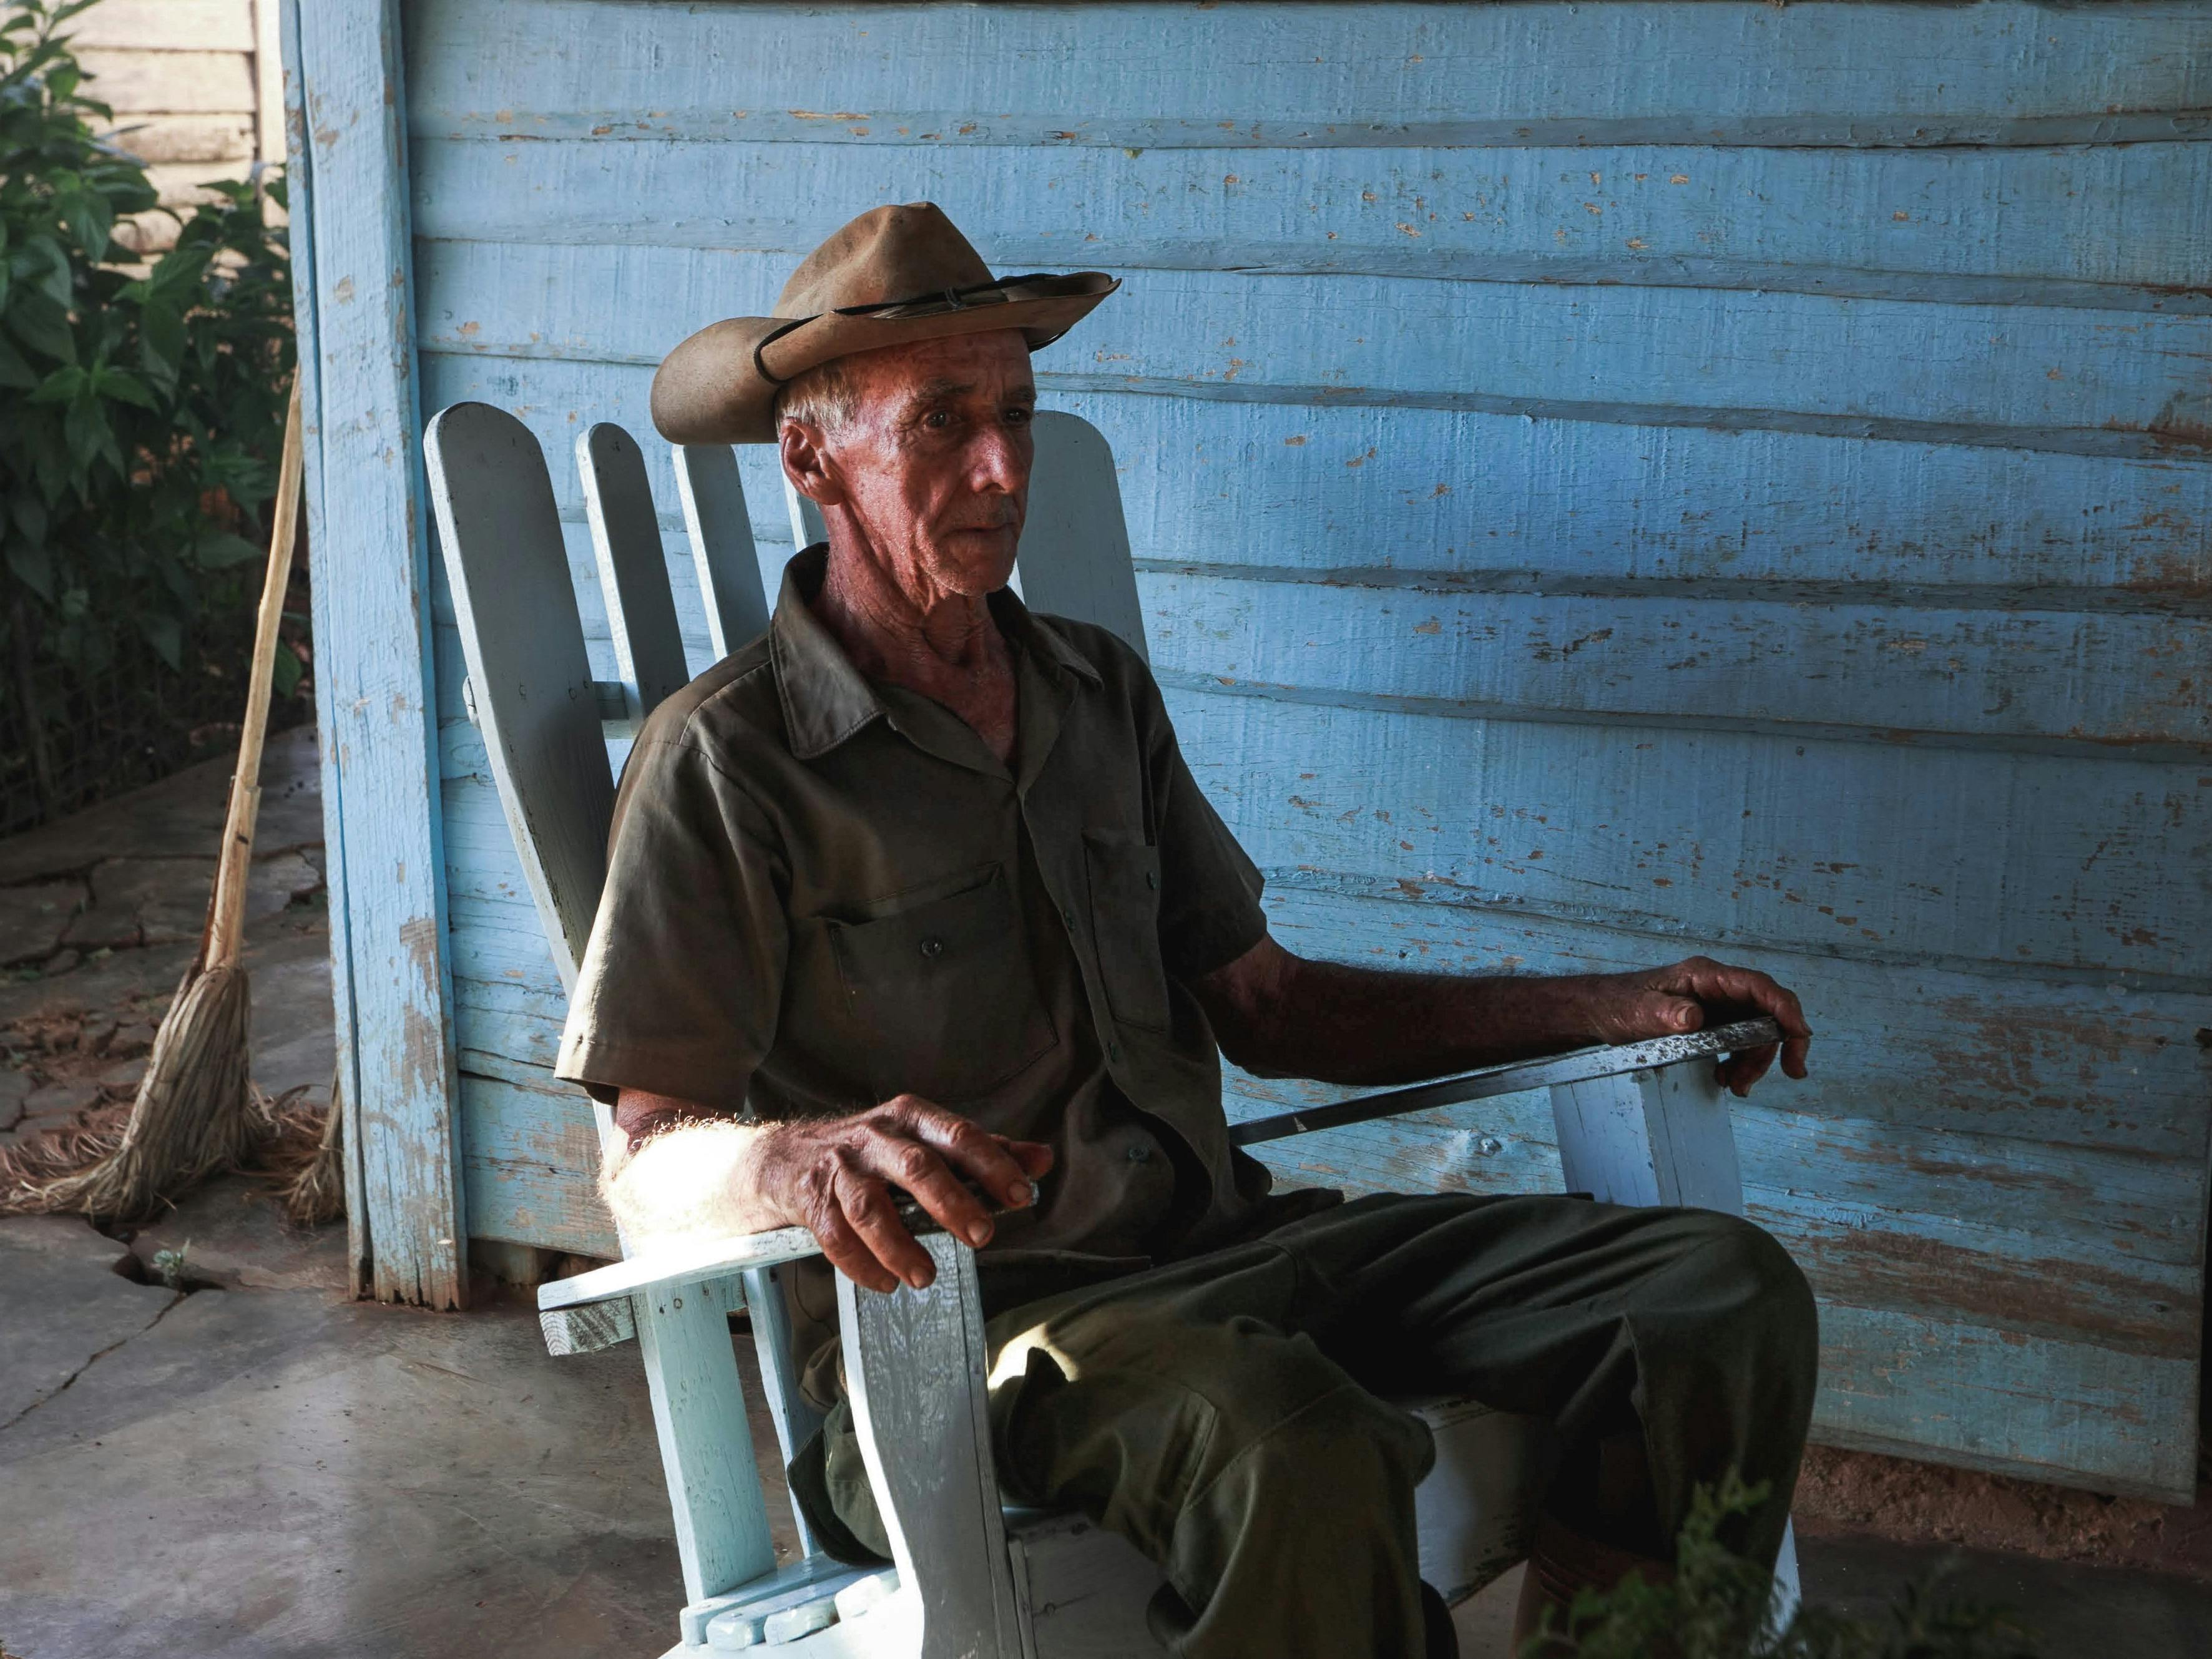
[62, 392, 106, 467]
[7, 291, 76, 363]
[66, 184, 110, 263]
[193, 527, 265, 570]
[270, 642, 303, 700]
[6, 541, 54, 600]
[137, 610, 182, 670]
[11, 492, 47, 546]
[29, 363, 84, 403]
[139, 297, 184, 384]
[91, 364, 153, 407]
[0, 330, 34, 389]
[23, 235, 73, 308]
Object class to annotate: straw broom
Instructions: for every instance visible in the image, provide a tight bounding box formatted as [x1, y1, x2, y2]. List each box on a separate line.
[25, 379, 306, 1221]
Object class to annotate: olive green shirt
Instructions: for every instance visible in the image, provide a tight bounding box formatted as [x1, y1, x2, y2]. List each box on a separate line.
[556, 548, 1298, 1270]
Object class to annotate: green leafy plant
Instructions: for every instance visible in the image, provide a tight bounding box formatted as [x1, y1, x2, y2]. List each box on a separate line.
[1, 0, 295, 817]
[1527, 1474, 2042, 1659]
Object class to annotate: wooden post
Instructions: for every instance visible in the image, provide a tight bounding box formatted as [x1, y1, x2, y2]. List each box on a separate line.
[283, 0, 466, 1309]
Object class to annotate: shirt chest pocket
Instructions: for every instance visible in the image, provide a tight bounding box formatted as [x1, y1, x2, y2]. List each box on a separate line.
[1083, 830, 1175, 1034]
[826, 864, 1059, 1104]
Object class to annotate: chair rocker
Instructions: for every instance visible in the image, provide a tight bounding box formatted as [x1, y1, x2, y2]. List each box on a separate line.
[423, 402, 1800, 1657]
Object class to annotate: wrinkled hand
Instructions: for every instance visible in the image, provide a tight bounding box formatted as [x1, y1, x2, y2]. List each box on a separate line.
[1584, 956, 1812, 1097]
[754, 1095, 1054, 1292]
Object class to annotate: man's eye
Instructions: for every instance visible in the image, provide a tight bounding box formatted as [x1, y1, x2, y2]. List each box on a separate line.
[922, 410, 953, 429]
[1004, 406, 1032, 426]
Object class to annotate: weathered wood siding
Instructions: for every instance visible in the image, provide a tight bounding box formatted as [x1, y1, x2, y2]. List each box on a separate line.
[384, 1, 2208, 1497]
[76, 0, 286, 253]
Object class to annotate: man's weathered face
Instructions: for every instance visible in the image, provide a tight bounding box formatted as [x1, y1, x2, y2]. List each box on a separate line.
[787, 328, 1036, 601]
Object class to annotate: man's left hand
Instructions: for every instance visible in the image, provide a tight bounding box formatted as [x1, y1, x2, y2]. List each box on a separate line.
[1583, 956, 1812, 1097]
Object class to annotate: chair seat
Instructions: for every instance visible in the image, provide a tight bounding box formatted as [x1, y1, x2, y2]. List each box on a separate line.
[675, 1396, 1553, 1655]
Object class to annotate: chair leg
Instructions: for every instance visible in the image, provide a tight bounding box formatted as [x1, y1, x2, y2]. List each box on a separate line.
[838, 1232, 1025, 1659]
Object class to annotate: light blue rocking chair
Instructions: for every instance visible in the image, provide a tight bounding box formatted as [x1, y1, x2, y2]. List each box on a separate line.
[423, 403, 1798, 1657]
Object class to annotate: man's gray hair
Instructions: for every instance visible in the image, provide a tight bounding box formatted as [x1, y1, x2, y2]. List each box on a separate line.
[773, 356, 859, 436]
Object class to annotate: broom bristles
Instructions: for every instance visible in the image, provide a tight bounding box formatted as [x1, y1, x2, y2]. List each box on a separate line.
[7, 964, 258, 1221]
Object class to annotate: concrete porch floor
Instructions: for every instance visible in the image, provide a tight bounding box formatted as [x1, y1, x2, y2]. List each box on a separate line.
[5, 735, 2212, 1657]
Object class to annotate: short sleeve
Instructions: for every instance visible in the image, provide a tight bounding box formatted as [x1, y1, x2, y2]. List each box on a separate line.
[1138, 675, 1268, 981]
[555, 732, 788, 1112]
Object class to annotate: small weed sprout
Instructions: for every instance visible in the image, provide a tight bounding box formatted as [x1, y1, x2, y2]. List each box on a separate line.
[150, 1242, 189, 1289]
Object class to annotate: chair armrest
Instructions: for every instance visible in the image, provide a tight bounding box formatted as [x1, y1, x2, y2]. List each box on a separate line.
[1228, 1015, 1781, 1148]
[536, 1222, 823, 1312]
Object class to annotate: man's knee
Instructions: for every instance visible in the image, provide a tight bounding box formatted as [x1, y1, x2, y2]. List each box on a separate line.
[1665, 1208, 1818, 1386]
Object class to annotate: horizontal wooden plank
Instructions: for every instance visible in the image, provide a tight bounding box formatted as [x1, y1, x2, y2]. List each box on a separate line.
[68, 1, 255, 53]
[421, 356, 2212, 602]
[414, 135, 2212, 310]
[1168, 688, 2212, 984]
[1055, 392, 2212, 597]
[459, 1069, 620, 1258]
[76, 48, 255, 114]
[1808, 1301, 2197, 1502]
[1140, 568, 2211, 750]
[414, 242, 2212, 456]
[100, 112, 257, 165]
[406, 1, 2212, 149]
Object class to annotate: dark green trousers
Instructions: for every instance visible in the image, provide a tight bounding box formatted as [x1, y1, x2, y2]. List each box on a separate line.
[823, 1193, 1818, 1659]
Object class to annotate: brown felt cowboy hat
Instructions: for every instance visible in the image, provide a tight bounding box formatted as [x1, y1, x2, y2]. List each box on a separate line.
[650, 202, 1119, 445]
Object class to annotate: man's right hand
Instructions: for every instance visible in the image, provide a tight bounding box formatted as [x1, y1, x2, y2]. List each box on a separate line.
[753, 1095, 1053, 1292]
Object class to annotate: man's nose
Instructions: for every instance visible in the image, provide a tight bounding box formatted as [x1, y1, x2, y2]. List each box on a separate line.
[969, 424, 1030, 495]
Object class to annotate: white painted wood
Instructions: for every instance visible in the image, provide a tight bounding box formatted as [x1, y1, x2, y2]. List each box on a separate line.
[580, 423, 693, 726]
[635, 1280, 778, 1608]
[839, 1233, 1023, 1659]
[685, 1555, 866, 1647]
[1006, 1513, 1165, 1659]
[1550, 1062, 1745, 1216]
[426, 403, 614, 996]
[539, 1225, 823, 1312]
[673, 444, 774, 659]
[540, 1298, 634, 1356]
[1409, 1396, 1558, 1607]
[1015, 413, 1148, 663]
[741, 1264, 828, 1555]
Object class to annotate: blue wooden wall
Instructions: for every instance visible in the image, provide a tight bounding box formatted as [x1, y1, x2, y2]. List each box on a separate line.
[315, 0, 2212, 1498]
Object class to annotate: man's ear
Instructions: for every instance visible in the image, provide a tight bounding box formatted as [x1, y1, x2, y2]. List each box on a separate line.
[778, 420, 848, 508]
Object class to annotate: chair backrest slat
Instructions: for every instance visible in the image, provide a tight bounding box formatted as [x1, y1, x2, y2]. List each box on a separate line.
[673, 444, 771, 658]
[424, 403, 613, 993]
[579, 423, 692, 725]
[1017, 411, 1149, 662]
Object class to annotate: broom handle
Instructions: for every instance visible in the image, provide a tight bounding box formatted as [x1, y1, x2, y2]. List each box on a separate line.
[206, 376, 305, 972]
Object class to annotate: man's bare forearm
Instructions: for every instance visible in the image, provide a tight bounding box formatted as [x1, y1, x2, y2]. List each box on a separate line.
[1200, 941, 1604, 1085]
[1195, 936, 1811, 1097]
[602, 1111, 784, 1249]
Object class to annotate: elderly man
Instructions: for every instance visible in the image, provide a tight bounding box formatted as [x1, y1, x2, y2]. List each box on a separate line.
[558, 204, 1816, 1659]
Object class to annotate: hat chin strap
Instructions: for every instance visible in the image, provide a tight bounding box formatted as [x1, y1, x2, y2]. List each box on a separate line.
[752, 316, 813, 389]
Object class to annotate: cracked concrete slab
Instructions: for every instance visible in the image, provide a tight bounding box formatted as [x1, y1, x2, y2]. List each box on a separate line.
[0, 1215, 180, 1428]
[0, 1283, 716, 1659]
[63, 850, 322, 952]
[124, 1173, 350, 1294]
[0, 881, 88, 966]
[0, 723, 323, 889]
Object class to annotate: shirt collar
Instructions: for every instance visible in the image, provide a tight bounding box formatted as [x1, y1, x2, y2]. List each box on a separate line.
[769, 545, 1103, 761]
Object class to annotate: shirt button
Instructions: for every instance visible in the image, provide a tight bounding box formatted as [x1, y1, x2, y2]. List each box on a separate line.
[918, 935, 944, 961]
[1127, 1144, 1153, 1163]
[1108, 1042, 1123, 1063]
[1145, 869, 1158, 891]
[1061, 907, 1076, 929]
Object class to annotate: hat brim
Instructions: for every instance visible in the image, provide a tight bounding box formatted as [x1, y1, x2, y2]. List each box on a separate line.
[650, 272, 1120, 445]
